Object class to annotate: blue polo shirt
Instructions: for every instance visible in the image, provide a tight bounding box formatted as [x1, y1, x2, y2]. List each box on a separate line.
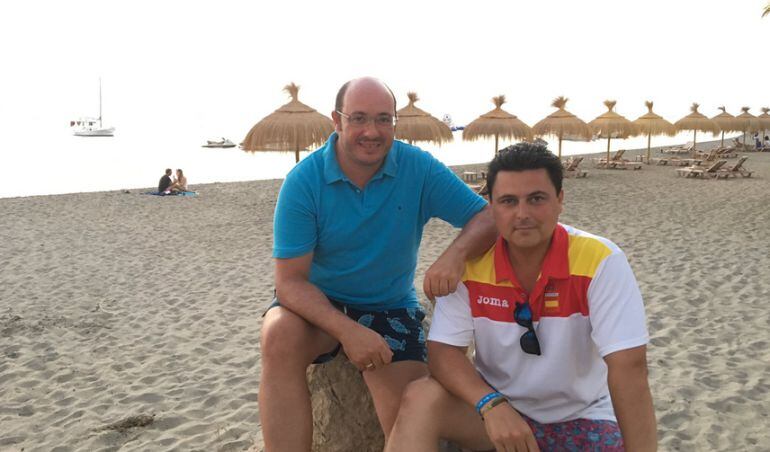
[273, 133, 487, 311]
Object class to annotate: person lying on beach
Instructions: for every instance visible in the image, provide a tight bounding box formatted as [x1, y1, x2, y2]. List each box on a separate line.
[158, 168, 173, 193]
[259, 76, 497, 451]
[167, 169, 187, 193]
[385, 143, 657, 452]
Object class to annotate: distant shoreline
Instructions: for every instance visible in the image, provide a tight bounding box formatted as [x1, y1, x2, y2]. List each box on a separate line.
[0, 134, 751, 201]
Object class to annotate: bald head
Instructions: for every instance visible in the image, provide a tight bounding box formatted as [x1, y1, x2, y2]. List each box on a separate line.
[335, 77, 397, 115]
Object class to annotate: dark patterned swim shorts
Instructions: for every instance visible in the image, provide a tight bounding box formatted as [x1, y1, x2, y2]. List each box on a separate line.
[264, 297, 427, 364]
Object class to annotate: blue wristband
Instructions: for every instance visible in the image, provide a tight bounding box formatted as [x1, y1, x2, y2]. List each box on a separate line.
[475, 391, 503, 414]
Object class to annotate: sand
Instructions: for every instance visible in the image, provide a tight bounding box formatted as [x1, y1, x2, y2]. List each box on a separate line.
[1, 142, 770, 451]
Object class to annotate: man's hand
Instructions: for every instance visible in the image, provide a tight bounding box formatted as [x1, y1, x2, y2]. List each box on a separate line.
[423, 247, 465, 301]
[482, 402, 540, 452]
[339, 323, 393, 372]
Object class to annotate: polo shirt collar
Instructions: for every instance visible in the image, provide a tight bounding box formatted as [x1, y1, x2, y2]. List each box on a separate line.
[322, 132, 399, 184]
[493, 223, 570, 286]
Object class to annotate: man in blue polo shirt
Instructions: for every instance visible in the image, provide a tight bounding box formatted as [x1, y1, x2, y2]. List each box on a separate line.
[259, 77, 496, 451]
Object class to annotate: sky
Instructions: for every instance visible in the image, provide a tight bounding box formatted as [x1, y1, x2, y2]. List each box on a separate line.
[0, 1, 768, 196]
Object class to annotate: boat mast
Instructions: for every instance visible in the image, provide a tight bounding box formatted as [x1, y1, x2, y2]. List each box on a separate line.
[99, 77, 103, 128]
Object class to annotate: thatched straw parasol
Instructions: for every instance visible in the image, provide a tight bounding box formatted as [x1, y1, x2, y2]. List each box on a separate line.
[735, 107, 761, 147]
[241, 83, 334, 163]
[710, 107, 742, 148]
[394, 92, 453, 146]
[462, 95, 532, 155]
[757, 107, 770, 141]
[674, 103, 719, 157]
[532, 96, 593, 158]
[633, 101, 676, 164]
[588, 100, 640, 166]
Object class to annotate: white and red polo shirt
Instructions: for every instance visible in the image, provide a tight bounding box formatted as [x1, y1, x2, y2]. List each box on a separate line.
[428, 223, 648, 424]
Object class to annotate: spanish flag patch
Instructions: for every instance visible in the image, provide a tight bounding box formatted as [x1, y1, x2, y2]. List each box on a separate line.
[544, 291, 559, 310]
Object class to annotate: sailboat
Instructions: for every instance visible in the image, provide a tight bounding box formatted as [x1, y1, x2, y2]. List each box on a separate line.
[71, 78, 115, 137]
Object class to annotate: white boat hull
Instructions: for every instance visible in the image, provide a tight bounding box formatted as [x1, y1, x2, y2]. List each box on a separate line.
[74, 127, 115, 137]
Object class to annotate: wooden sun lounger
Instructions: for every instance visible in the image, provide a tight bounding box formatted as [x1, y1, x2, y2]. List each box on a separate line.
[562, 157, 589, 178]
[592, 149, 641, 169]
[732, 138, 756, 152]
[655, 157, 702, 166]
[661, 142, 694, 154]
[718, 156, 753, 178]
[675, 160, 729, 178]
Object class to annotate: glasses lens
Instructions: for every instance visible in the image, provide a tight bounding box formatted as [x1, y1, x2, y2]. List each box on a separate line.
[375, 115, 395, 127]
[520, 330, 541, 355]
[349, 114, 367, 126]
[514, 302, 532, 327]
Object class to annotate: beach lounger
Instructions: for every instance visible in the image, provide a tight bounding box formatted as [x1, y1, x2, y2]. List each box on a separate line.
[733, 138, 755, 152]
[661, 142, 694, 154]
[718, 156, 752, 178]
[562, 157, 589, 178]
[592, 149, 629, 169]
[675, 160, 728, 179]
[714, 147, 738, 159]
[615, 161, 643, 170]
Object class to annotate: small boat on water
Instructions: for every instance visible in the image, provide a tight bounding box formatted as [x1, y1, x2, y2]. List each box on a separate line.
[202, 138, 236, 148]
[71, 78, 115, 137]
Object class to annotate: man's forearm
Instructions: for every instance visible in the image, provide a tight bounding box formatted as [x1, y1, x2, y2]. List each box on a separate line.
[608, 366, 657, 451]
[276, 279, 357, 341]
[428, 341, 497, 408]
[447, 206, 497, 260]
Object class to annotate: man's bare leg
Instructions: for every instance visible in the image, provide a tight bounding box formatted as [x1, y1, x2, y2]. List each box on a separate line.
[362, 360, 429, 440]
[385, 377, 495, 452]
[258, 307, 339, 452]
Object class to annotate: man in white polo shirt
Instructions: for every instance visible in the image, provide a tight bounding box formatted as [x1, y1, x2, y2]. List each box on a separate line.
[386, 143, 657, 451]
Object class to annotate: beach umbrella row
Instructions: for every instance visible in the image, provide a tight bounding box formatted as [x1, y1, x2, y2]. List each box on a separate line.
[394, 92, 453, 146]
[759, 108, 770, 140]
[462, 95, 532, 155]
[736, 107, 761, 147]
[710, 106, 742, 148]
[239, 83, 768, 164]
[634, 101, 676, 164]
[532, 97, 593, 158]
[588, 100, 640, 165]
[241, 83, 334, 163]
[674, 103, 720, 157]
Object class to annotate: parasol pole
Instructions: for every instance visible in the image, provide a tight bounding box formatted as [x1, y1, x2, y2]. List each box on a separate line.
[720, 131, 725, 148]
[606, 136, 611, 167]
[494, 134, 499, 155]
[692, 130, 697, 158]
[294, 137, 300, 163]
[558, 134, 563, 159]
[646, 132, 652, 165]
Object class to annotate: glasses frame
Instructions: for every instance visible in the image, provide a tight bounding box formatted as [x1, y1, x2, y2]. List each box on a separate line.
[335, 110, 398, 128]
[514, 301, 541, 356]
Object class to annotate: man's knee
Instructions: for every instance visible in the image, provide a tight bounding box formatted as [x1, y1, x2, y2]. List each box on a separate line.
[399, 376, 448, 415]
[260, 308, 328, 367]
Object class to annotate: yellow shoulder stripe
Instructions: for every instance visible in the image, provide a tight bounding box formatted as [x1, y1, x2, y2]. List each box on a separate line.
[568, 234, 613, 277]
[463, 246, 514, 287]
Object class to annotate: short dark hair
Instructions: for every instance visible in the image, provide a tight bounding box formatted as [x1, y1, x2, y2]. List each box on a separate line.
[335, 79, 398, 115]
[165, 168, 172, 175]
[486, 142, 563, 198]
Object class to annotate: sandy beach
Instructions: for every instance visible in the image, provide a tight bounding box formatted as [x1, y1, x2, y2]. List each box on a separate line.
[2, 142, 770, 451]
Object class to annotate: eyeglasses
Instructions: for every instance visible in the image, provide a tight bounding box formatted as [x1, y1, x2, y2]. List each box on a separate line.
[336, 111, 397, 128]
[514, 301, 541, 355]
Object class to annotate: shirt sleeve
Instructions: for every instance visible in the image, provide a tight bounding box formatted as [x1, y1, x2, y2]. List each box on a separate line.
[428, 282, 475, 347]
[422, 156, 487, 228]
[272, 171, 317, 259]
[587, 251, 649, 357]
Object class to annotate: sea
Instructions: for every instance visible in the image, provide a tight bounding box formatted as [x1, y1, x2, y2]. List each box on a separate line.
[0, 123, 711, 200]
